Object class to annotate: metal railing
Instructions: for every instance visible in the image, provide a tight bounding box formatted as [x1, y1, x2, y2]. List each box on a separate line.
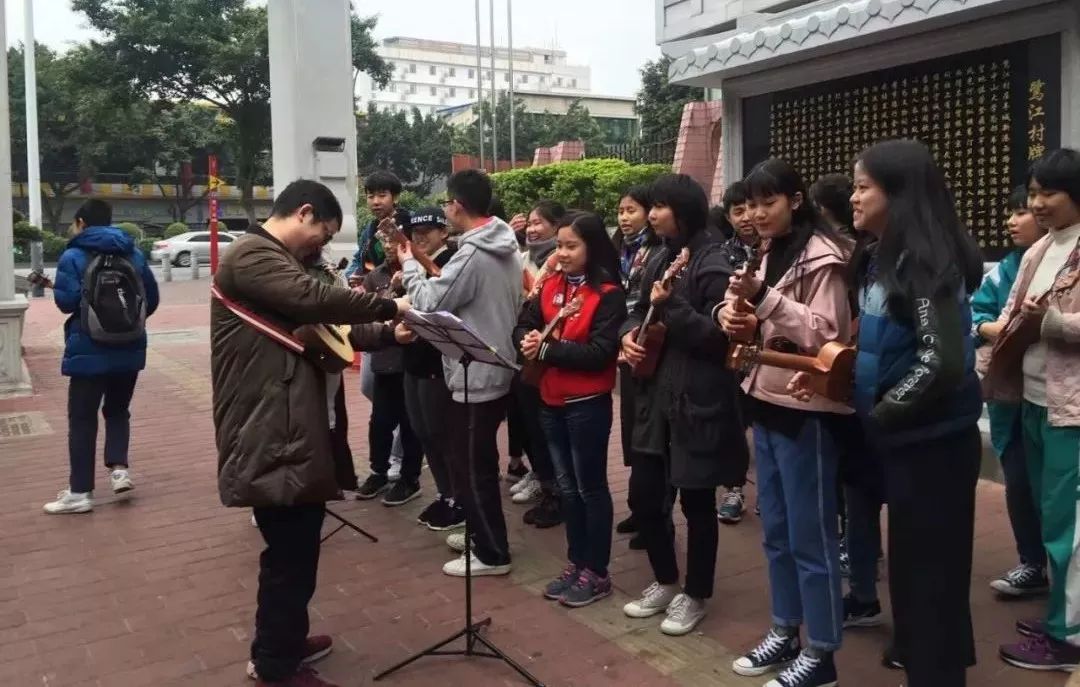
[585, 137, 677, 166]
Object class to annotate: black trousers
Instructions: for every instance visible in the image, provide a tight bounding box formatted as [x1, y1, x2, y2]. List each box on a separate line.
[369, 372, 423, 485]
[447, 395, 510, 565]
[883, 427, 980, 687]
[68, 372, 139, 494]
[403, 373, 454, 498]
[509, 375, 556, 485]
[330, 385, 358, 492]
[634, 450, 717, 600]
[251, 503, 326, 682]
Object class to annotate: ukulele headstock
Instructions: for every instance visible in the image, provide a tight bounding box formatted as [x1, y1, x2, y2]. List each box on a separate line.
[662, 247, 691, 285]
[561, 294, 585, 320]
[725, 342, 759, 373]
[377, 217, 408, 246]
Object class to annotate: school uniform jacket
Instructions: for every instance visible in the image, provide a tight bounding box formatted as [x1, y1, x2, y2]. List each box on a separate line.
[514, 272, 626, 407]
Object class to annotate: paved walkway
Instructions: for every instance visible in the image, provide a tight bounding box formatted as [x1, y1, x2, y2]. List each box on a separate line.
[0, 280, 1066, 687]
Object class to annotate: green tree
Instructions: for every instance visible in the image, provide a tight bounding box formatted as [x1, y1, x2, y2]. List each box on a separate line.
[635, 55, 704, 141]
[73, 0, 390, 223]
[357, 105, 453, 195]
[8, 43, 149, 232]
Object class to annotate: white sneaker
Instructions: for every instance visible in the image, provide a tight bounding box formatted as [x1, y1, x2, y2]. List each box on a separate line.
[442, 552, 511, 577]
[43, 489, 92, 514]
[110, 469, 133, 494]
[387, 455, 403, 481]
[511, 477, 543, 504]
[660, 593, 707, 636]
[251, 512, 258, 527]
[446, 532, 467, 552]
[509, 471, 536, 495]
[623, 581, 679, 618]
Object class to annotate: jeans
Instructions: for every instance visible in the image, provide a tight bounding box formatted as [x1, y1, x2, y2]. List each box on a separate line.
[251, 504, 325, 682]
[540, 395, 614, 576]
[369, 372, 423, 485]
[361, 354, 403, 459]
[844, 483, 883, 604]
[883, 426, 980, 683]
[509, 376, 556, 486]
[999, 428, 1045, 568]
[67, 372, 139, 494]
[633, 447, 718, 599]
[447, 395, 511, 565]
[403, 373, 454, 498]
[755, 418, 843, 651]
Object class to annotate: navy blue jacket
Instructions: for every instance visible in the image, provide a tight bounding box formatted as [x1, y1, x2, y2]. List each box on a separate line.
[853, 278, 981, 447]
[54, 226, 160, 376]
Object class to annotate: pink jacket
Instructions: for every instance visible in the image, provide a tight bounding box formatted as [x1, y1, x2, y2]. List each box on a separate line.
[726, 233, 854, 415]
[982, 231, 1080, 426]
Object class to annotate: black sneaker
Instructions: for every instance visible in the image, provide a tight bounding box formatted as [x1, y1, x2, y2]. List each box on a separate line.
[505, 461, 528, 483]
[382, 481, 421, 507]
[426, 502, 466, 531]
[615, 514, 637, 534]
[842, 594, 883, 628]
[356, 473, 389, 500]
[732, 628, 801, 677]
[766, 649, 837, 687]
[838, 537, 850, 578]
[417, 498, 446, 526]
[990, 563, 1050, 597]
[526, 493, 562, 528]
[718, 488, 746, 524]
[882, 645, 904, 670]
[628, 532, 646, 550]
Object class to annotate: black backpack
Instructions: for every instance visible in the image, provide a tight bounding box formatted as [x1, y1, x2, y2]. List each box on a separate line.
[80, 253, 147, 345]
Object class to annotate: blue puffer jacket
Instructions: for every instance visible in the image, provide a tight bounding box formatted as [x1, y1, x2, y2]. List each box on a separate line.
[853, 279, 982, 448]
[54, 226, 160, 377]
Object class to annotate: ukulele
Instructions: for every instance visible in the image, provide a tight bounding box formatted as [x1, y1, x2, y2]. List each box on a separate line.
[727, 341, 856, 402]
[729, 242, 766, 344]
[378, 217, 442, 278]
[630, 247, 691, 379]
[25, 269, 54, 289]
[524, 252, 561, 299]
[293, 322, 356, 373]
[520, 294, 585, 387]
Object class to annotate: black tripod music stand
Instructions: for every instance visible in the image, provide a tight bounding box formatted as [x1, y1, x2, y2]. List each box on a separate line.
[373, 311, 544, 687]
[322, 506, 378, 544]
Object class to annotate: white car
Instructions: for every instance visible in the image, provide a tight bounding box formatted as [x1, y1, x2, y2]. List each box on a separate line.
[150, 231, 242, 267]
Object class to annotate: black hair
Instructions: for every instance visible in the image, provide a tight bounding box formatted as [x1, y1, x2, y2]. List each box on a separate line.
[1007, 185, 1029, 212]
[446, 169, 493, 217]
[1029, 148, 1080, 207]
[363, 170, 403, 196]
[721, 181, 749, 211]
[621, 185, 651, 213]
[488, 195, 507, 221]
[270, 179, 343, 227]
[810, 173, 854, 229]
[709, 205, 734, 240]
[530, 199, 566, 227]
[648, 173, 709, 246]
[852, 139, 984, 316]
[74, 199, 112, 227]
[745, 158, 852, 249]
[561, 212, 622, 289]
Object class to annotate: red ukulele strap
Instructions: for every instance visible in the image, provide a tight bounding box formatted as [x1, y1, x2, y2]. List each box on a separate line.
[210, 283, 305, 355]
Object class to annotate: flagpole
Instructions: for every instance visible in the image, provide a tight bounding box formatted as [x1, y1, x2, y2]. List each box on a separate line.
[474, 0, 485, 170]
[506, 0, 516, 166]
[488, 0, 498, 171]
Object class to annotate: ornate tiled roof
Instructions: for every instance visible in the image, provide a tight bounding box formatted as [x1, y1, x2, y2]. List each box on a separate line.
[667, 0, 1001, 81]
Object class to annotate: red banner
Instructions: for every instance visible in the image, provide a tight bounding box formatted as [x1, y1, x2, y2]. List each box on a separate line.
[208, 155, 220, 274]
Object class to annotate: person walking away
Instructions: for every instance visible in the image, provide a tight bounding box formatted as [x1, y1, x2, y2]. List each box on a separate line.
[611, 186, 662, 548]
[212, 180, 408, 687]
[401, 207, 465, 531]
[973, 186, 1049, 598]
[992, 148, 1080, 672]
[400, 169, 521, 577]
[45, 199, 160, 514]
[516, 212, 626, 607]
[619, 174, 748, 636]
[718, 159, 853, 687]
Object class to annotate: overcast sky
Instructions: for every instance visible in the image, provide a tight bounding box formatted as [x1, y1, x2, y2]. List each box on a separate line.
[6, 1, 660, 98]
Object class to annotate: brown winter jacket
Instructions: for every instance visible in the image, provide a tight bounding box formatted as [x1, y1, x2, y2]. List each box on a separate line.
[211, 231, 398, 507]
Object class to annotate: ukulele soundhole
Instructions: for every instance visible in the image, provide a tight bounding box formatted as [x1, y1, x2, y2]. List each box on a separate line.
[325, 326, 346, 345]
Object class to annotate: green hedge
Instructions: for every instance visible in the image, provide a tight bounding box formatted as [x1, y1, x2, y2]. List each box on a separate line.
[138, 237, 157, 259]
[164, 222, 189, 239]
[115, 222, 144, 241]
[492, 159, 670, 225]
[41, 232, 68, 262]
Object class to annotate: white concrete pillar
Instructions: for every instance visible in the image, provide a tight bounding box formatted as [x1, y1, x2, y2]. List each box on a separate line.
[268, 0, 359, 245]
[1061, 4, 1080, 148]
[0, 0, 32, 397]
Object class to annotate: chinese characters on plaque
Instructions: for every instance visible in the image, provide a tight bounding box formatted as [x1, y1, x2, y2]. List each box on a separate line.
[768, 60, 1013, 250]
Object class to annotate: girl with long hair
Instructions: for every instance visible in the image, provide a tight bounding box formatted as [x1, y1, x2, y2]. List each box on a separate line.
[619, 173, 748, 636]
[791, 139, 985, 686]
[611, 186, 662, 549]
[515, 212, 626, 606]
[718, 158, 853, 687]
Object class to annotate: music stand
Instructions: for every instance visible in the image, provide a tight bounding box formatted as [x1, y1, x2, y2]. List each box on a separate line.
[322, 507, 378, 544]
[374, 311, 544, 687]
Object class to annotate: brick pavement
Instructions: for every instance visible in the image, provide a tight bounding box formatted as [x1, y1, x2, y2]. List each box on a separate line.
[0, 279, 1067, 687]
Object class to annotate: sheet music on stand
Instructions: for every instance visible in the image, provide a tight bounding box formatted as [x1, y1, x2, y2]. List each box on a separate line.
[403, 310, 520, 371]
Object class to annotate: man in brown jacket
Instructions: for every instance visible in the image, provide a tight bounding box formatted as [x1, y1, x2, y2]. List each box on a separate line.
[211, 180, 408, 687]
